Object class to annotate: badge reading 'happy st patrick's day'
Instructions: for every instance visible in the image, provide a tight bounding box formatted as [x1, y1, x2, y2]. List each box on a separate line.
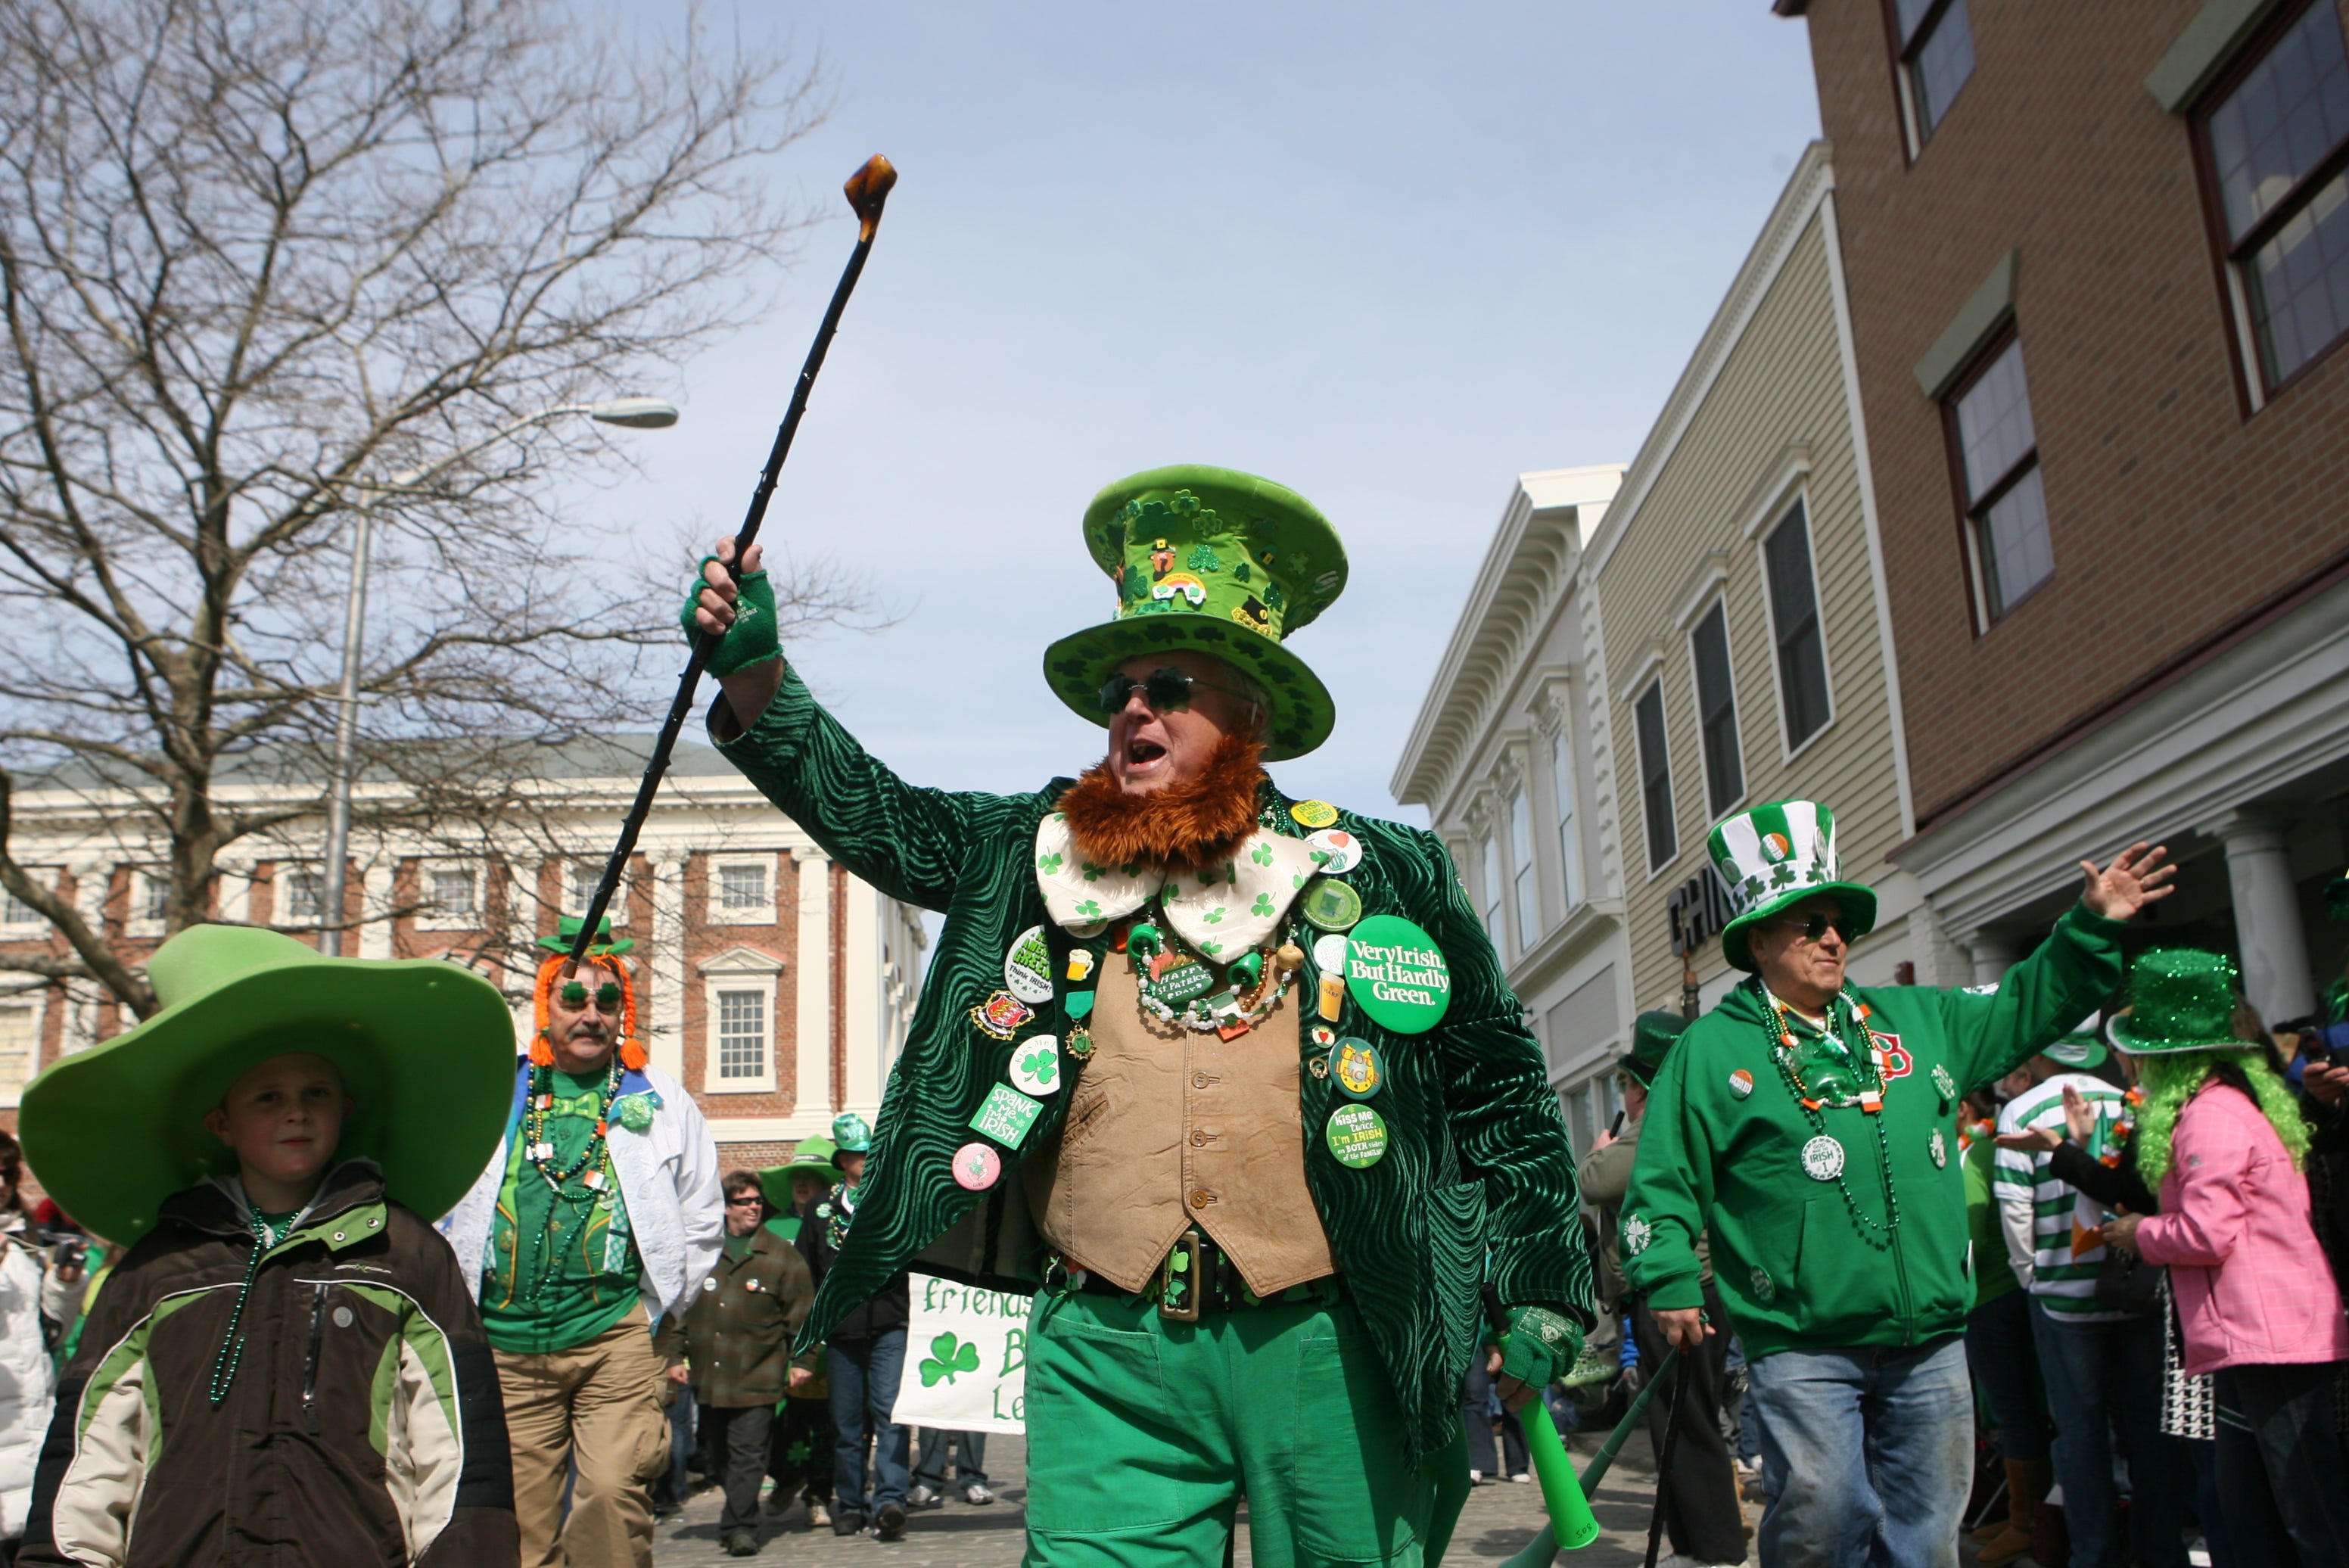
[1343, 914, 1451, 1033]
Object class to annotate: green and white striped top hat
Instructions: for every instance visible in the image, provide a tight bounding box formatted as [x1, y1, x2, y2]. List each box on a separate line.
[1707, 799, 1878, 973]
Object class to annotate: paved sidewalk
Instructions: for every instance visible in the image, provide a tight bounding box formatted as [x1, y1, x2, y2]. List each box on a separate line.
[652, 1430, 1760, 1566]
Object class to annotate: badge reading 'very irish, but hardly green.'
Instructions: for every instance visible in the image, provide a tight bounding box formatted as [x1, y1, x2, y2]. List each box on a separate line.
[1343, 913, 1451, 1033]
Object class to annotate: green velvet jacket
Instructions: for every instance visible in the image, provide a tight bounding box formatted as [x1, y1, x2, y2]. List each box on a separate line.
[711, 668, 1592, 1458]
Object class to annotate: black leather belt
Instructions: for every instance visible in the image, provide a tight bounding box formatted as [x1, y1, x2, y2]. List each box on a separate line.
[1063, 1229, 1339, 1321]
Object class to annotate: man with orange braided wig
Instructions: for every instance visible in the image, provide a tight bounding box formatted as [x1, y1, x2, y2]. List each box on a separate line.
[440, 916, 723, 1568]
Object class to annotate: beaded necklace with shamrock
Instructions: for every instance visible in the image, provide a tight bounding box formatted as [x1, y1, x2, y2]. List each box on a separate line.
[209, 1207, 301, 1404]
[521, 1054, 625, 1190]
[1119, 789, 1314, 1033]
[1753, 977, 1903, 1248]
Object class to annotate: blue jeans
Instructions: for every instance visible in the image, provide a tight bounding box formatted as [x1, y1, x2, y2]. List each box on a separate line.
[2027, 1298, 2184, 1568]
[661, 1391, 695, 1506]
[1746, 1335, 1973, 1568]
[1964, 1287, 2049, 1461]
[828, 1331, 911, 1517]
[1460, 1352, 1529, 1477]
[913, 1429, 991, 1489]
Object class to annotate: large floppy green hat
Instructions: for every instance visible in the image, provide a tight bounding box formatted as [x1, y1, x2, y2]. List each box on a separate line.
[759, 1135, 838, 1208]
[1707, 799, 1878, 972]
[1041, 465, 1348, 761]
[2108, 949, 2251, 1056]
[1618, 1011, 1690, 1087]
[20, 925, 518, 1244]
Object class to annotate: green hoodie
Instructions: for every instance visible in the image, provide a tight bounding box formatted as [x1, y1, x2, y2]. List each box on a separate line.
[1620, 904, 2123, 1360]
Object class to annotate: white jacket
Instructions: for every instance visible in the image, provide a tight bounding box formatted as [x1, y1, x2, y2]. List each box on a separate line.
[440, 1060, 723, 1327]
[0, 1235, 55, 1537]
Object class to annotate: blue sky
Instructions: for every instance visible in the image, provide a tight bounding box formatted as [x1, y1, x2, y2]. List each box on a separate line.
[584, 3, 1822, 820]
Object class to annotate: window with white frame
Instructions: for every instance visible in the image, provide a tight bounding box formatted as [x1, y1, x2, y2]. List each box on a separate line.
[1763, 500, 1834, 749]
[135, 870, 169, 926]
[1689, 602, 1744, 817]
[431, 868, 477, 917]
[698, 946, 785, 1094]
[711, 857, 776, 925]
[1889, 0, 1975, 152]
[1634, 682, 1678, 871]
[0, 1005, 30, 1103]
[1948, 335, 2055, 624]
[2197, 1, 2349, 396]
[1550, 727, 1581, 911]
[282, 868, 324, 926]
[1507, 788, 1538, 944]
[1479, 832, 1504, 944]
[415, 863, 481, 932]
[1, 881, 45, 931]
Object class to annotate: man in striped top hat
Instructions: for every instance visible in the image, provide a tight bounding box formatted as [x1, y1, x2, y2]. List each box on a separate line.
[1621, 799, 2174, 1568]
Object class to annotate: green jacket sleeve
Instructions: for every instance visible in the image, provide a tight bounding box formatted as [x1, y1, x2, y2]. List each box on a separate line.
[1619, 1033, 1713, 1312]
[1940, 903, 2127, 1095]
[711, 666, 1043, 913]
[1416, 832, 1595, 1328]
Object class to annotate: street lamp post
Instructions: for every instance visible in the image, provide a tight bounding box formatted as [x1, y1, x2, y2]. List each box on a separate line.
[317, 397, 680, 955]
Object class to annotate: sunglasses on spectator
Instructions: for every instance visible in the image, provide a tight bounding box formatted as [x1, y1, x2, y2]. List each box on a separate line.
[1771, 912, 1856, 944]
[725, 1193, 763, 1207]
[1094, 667, 1251, 717]
[559, 982, 623, 1009]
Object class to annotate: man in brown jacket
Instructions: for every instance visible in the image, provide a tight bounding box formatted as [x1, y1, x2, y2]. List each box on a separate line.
[664, 1171, 814, 1557]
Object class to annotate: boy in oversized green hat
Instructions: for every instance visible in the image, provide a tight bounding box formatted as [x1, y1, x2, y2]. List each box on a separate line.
[685, 465, 1591, 1565]
[14, 925, 520, 1567]
[1620, 799, 2176, 1568]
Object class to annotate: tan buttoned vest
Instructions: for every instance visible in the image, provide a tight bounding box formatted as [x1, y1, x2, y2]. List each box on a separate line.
[1022, 952, 1336, 1296]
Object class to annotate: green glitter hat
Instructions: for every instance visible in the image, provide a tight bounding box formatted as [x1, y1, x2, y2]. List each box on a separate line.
[831, 1112, 873, 1160]
[19, 925, 515, 1244]
[1618, 1011, 1690, 1087]
[2107, 949, 2252, 1056]
[1707, 800, 1878, 972]
[1041, 465, 1347, 761]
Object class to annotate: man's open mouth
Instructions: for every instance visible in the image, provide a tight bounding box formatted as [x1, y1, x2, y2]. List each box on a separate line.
[1125, 739, 1166, 767]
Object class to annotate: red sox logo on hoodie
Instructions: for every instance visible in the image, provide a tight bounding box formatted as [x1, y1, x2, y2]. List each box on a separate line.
[1868, 1031, 1914, 1080]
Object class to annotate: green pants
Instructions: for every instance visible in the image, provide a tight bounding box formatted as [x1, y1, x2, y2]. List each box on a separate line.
[1021, 1289, 1432, 1567]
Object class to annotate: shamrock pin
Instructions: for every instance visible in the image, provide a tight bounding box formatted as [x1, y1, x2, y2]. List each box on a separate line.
[1017, 1043, 1059, 1088]
[1038, 851, 1063, 876]
[1074, 898, 1102, 919]
[1251, 842, 1275, 866]
[919, 1332, 982, 1388]
[1251, 894, 1274, 917]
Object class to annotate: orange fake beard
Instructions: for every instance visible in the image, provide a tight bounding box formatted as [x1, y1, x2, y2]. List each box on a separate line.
[1053, 731, 1266, 876]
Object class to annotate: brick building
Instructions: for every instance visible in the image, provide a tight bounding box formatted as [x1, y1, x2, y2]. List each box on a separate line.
[1779, 0, 2349, 1016]
[0, 739, 926, 1180]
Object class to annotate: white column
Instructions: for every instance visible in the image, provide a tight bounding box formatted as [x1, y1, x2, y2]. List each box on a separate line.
[357, 859, 394, 960]
[841, 875, 883, 1115]
[792, 848, 833, 1115]
[648, 850, 688, 1083]
[1968, 932, 2023, 986]
[215, 860, 254, 926]
[2207, 813, 2316, 1026]
[62, 859, 108, 1054]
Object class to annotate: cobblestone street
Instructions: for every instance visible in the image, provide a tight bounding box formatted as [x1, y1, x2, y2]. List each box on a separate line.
[652, 1430, 1759, 1566]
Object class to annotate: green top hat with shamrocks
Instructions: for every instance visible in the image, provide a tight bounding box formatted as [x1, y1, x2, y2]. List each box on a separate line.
[19, 925, 516, 1243]
[1041, 465, 1348, 761]
[1707, 799, 1879, 973]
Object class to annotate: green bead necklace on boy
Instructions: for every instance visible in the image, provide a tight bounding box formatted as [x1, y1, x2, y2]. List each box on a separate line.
[692, 464, 1597, 1566]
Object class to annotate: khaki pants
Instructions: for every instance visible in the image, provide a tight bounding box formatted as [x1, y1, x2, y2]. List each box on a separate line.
[495, 1302, 671, 1568]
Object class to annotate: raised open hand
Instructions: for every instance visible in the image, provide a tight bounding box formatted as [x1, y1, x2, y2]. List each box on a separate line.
[2079, 842, 2176, 922]
[2061, 1083, 2097, 1143]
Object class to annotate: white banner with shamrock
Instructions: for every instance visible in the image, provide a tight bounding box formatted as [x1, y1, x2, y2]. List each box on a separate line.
[890, 1273, 1034, 1435]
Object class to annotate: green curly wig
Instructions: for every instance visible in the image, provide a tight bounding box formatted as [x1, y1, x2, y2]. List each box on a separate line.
[2133, 1049, 2310, 1186]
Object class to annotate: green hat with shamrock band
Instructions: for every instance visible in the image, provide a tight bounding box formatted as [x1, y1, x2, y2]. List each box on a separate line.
[1041, 465, 1347, 761]
[18, 925, 516, 1246]
[1708, 799, 1878, 973]
[537, 914, 633, 957]
[1618, 1011, 1690, 1087]
[2108, 949, 2253, 1055]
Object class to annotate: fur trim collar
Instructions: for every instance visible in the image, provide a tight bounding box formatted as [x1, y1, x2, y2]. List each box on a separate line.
[1055, 732, 1265, 875]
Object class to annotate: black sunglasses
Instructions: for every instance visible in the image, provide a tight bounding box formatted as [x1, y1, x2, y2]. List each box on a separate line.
[560, 981, 623, 1009]
[1094, 667, 1250, 717]
[1772, 912, 1856, 945]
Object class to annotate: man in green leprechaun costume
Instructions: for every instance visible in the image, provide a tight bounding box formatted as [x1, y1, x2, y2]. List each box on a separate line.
[1619, 800, 2176, 1568]
[685, 465, 1592, 1566]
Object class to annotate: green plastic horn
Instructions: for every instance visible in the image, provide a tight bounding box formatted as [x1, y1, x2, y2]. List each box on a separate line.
[1497, 1345, 1682, 1567]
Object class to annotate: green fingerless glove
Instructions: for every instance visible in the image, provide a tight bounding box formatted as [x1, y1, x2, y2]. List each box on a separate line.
[681, 557, 780, 677]
[1498, 1304, 1584, 1389]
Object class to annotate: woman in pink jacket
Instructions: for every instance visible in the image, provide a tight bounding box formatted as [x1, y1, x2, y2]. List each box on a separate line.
[2105, 950, 2349, 1568]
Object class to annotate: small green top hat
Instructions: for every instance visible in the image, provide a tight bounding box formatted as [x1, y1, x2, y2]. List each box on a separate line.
[2108, 949, 2253, 1055]
[759, 1135, 838, 1209]
[1619, 1011, 1690, 1088]
[1707, 800, 1878, 972]
[19, 926, 517, 1244]
[831, 1112, 873, 1160]
[537, 914, 633, 957]
[1041, 465, 1347, 761]
[2039, 1032, 2110, 1072]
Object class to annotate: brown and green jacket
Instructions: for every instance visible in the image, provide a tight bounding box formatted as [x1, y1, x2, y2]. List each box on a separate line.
[19, 1161, 517, 1567]
[658, 1227, 812, 1408]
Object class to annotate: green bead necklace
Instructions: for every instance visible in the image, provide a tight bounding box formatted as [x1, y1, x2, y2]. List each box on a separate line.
[209, 1209, 298, 1405]
[1755, 978, 1902, 1249]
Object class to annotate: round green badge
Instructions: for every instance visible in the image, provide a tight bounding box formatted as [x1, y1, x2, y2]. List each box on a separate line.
[1343, 913, 1451, 1034]
[1299, 877, 1363, 932]
[1324, 1103, 1389, 1168]
[1329, 1038, 1383, 1100]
